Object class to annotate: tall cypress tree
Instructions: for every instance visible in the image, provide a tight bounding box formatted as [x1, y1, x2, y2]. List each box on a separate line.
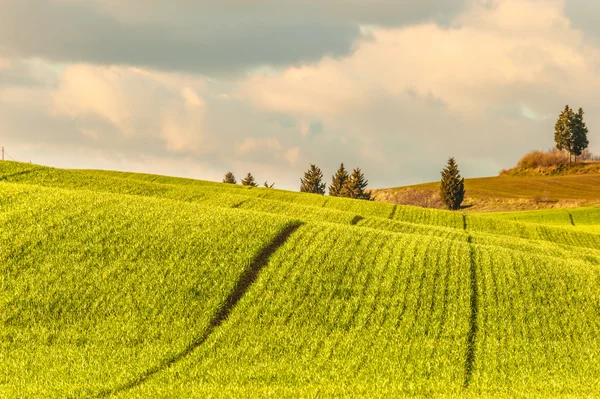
[344, 168, 371, 200]
[554, 105, 574, 163]
[241, 172, 258, 187]
[440, 157, 465, 211]
[300, 164, 326, 195]
[329, 163, 349, 197]
[222, 171, 236, 184]
[570, 107, 589, 162]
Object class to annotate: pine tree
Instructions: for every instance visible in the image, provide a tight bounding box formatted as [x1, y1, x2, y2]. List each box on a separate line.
[344, 168, 371, 200]
[554, 105, 574, 163]
[241, 172, 258, 187]
[440, 157, 465, 211]
[300, 164, 326, 195]
[329, 163, 349, 197]
[570, 107, 589, 162]
[222, 171, 236, 184]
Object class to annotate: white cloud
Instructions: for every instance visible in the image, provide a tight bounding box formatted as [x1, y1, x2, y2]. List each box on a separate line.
[284, 146, 301, 165]
[236, 137, 282, 155]
[51, 64, 208, 153]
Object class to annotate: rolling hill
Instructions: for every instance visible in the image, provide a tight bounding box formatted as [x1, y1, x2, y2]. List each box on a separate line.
[372, 173, 600, 212]
[1, 161, 600, 398]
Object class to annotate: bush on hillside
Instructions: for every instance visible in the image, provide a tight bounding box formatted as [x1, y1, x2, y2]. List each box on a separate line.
[516, 149, 568, 169]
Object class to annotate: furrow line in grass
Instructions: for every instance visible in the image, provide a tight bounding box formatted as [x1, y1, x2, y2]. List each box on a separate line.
[310, 234, 365, 361]
[350, 215, 364, 225]
[0, 167, 40, 181]
[463, 234, 479, 389]
[435, 240, 454, 342]
[351, 241, 397, 376]
[341, 239, 384, 332]
[281, 228, 340, 327]
[395, 237, 438, 371]
[377, 240, 413, 332]
[316, 233, 379, 366]
[230, 199, 248, 209]
[389, 204, 398, 220]
[92, 222, 303, 399]
[423, 239, 446, 338]
[394, 237, 434, 331]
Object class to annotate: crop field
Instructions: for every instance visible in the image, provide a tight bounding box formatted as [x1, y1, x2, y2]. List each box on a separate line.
[1, 161, 600, 398]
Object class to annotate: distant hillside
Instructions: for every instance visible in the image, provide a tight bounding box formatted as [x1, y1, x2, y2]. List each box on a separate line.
[500, 160, 600, 177]
[373, 173, 600, 213]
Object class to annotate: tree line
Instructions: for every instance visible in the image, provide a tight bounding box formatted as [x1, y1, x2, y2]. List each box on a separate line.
[222, 163, 371, 200]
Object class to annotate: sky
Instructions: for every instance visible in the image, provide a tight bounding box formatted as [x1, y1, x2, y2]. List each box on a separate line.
[2, 0, 600, 191]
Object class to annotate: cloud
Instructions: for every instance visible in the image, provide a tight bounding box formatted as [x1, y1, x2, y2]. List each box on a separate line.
[236, 137, 282, 155]
[49, 65, 208, 154]
[0, 0, 470, 76]
[4, 0, 600, 191]
[238, 0, 600, 183]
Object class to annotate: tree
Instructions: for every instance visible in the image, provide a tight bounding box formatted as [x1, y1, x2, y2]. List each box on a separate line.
[344, 168, 371, 200]
[570, 107, 589, 162]
[554, 105, 590, 163]
[222, 171, 236, 184]
[440, 157, 465, 211]
[329, 163, 349, 197]
[554, 105, 573, 161]
[300, 164, 326, 195]
[241, 172, 258, 187]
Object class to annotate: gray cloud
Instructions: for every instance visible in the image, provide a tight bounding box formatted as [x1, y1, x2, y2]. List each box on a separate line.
[0, 0, 467, 75]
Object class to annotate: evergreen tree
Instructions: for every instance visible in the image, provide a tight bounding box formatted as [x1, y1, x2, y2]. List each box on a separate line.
[570, 107, 589, 162]
[300, 164, 326, 195]
[555, 105, 575, 163]
[328, 163, 349, 197]
[241, 172, 258, 187]
[222, 171, 236, 184]
[344, 168, 371, 200]
[440, 157, 465, 211]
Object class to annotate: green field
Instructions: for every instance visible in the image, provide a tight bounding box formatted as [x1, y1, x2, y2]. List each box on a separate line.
[2, 161, 600, 398]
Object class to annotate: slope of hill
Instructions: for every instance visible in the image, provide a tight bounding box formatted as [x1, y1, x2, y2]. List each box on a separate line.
[372, 173, 600, 212]
[2, 161, 600, 398]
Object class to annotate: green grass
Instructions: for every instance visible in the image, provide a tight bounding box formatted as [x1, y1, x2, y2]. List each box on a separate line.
[0, 183, 297, 398]
[117, 224, 472, 398]
[2, 161, 600, 398]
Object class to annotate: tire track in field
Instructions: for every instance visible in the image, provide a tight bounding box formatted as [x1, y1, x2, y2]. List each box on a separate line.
[463, 234, 479, 388]
[350, 215, 364, 225]
[389, 204, 398, 220]
[0, 167, 40, 181]
[92, 222, 303, 398]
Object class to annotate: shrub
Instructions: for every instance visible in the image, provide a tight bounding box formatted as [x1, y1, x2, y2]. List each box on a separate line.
[516, 149, 567, 169]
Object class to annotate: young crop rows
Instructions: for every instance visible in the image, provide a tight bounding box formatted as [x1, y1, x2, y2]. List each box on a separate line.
[1, 161, 600, 398]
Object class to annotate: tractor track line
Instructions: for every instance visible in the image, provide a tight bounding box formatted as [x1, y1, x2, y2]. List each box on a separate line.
[350, 215, 364, 225]
[464, 234, 479, 389]
[389, 204, 398, 220]
[92, 222, 303, 398]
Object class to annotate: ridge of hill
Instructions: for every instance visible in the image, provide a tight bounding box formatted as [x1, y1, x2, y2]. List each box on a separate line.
[372, 173, 600, 212]
[2, 161, 600, 398]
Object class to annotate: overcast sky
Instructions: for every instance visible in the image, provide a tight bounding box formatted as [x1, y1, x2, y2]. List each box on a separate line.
[2, 0, 600, 190]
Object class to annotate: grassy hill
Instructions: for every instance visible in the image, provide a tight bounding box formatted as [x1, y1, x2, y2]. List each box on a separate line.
[373, 173, 600, 212]
[2, 161, 600, 398]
